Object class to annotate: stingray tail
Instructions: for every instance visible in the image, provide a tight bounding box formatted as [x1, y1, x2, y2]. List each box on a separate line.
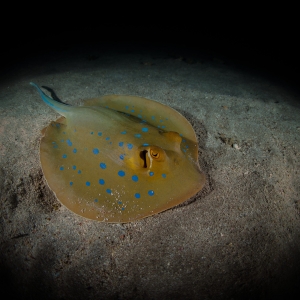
[30, 82, 72, 116]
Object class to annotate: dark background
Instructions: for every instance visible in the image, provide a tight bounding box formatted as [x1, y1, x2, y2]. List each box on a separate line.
[1, 16, 299, 93]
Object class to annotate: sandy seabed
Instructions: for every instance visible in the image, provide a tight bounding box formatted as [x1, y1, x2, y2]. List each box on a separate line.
[0, 43, 299, 299]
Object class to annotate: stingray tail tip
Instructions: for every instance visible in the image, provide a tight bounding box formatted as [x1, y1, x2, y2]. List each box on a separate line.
[30, 82, 70, 115]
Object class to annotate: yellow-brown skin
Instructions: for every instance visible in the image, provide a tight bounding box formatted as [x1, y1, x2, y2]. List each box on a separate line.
[38, 93, 205, 222]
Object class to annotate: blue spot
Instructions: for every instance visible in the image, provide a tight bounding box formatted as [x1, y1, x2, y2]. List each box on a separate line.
[137, 114, 142, 119]
[105, 137, 110, 140]
[125, 106, 129, 110]
[131, 109, 135, 113]
[60, 166, 64, 171]
[183, 149, 187, 153]
[185, 145, 189, 149]
[127, 143, 133, 150]
[74, 129, 77, 132]
[93, 148, 99, 154]
[121, 131, 127, 134]
[119, 154, 125, 160]
[73, 148, 77, 153]
[158, 125, 161, 128]
[70, 182, 73, 186]
[78, 170, 82, 174]
[100, 162, 107, 169]
[134, 134, 142, 138]
[180, 134, 183, 137]
[94, 199, 98, 202]
[132, 175, 138, 182]
[72, 165, 76, 170]
[86, 181, 90, 187]
[118, 170, 125, 177]
[121, 207, 125, 211]
[148, 190, 154, 196]
[61, 139, 64, 142]
[149, 172, 154, 176]
[119, 142, 124, 147]
[162, 173, 167, 178]
[141, 120, 147, 123]
[160, 119, 163, 123]
[98, 132, 102, 136]
[142, 127, 148, 132]
[56, 124, 60, 128]
[135, 193, 141, 199]
[182, 139, 186, 143]
[62, 154, 67, 159]
[66, 139, 72, 146]
[151, 116, 155, 120]
[161, 125, 166, 129]
[90, 132, 94, 135]
[53, 144, 58, 149]
[99, 179, 105, 185]
[106, 189, 111, 194]
[118, 201, 122, 205]
[142, 143, 149, 146]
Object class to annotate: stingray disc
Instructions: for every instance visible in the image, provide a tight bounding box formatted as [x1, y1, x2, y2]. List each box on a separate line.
[32, 82, 205, 222]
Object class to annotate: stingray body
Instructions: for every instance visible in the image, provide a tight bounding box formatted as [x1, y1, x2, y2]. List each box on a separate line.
[31, 82, 205, 222]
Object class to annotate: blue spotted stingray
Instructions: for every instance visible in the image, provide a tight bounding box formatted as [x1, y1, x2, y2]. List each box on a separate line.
[30, 82, 205, 222]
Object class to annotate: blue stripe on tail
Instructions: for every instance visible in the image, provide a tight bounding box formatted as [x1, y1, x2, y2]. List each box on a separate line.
[30, 82, 70, 114]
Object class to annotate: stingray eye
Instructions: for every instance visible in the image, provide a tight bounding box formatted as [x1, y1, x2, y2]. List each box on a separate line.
[150, 149, 160, 159]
